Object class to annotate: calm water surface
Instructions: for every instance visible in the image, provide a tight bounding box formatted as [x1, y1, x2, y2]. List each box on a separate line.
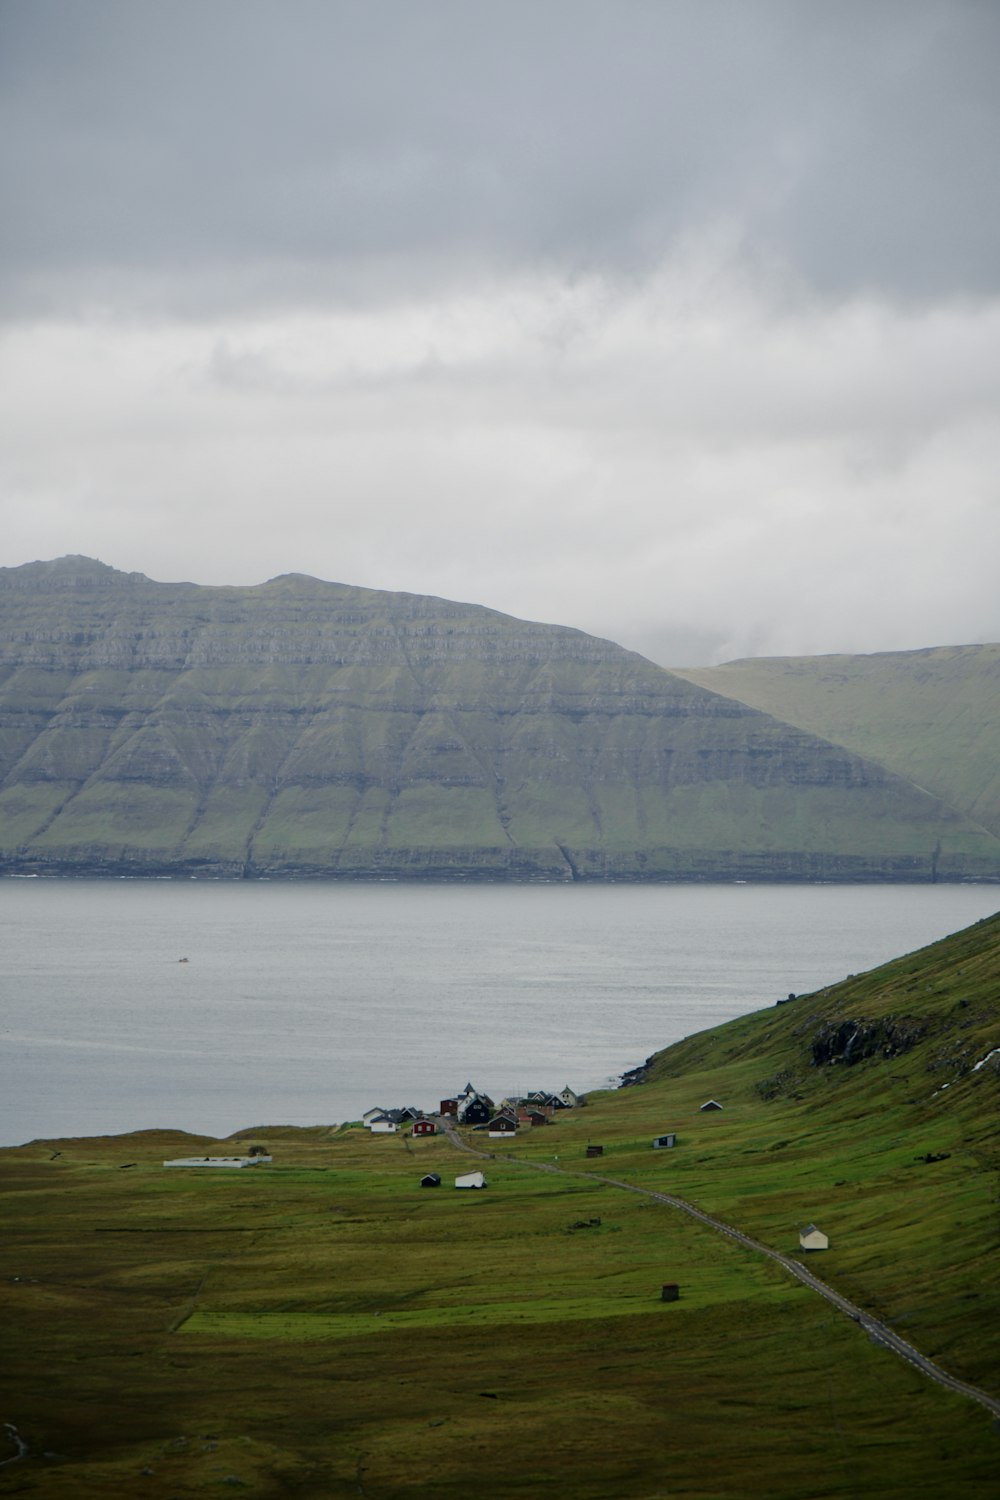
[2, 880, 997, 1146]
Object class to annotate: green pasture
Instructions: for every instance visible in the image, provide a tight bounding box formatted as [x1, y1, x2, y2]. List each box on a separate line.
[2, 914, 999, 1496]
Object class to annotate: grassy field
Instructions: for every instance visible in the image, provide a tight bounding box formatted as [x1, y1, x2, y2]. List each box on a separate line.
[2, 912, 999, 1497]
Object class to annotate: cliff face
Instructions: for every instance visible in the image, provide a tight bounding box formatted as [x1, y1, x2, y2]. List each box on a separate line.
[1, 557, 998, 880]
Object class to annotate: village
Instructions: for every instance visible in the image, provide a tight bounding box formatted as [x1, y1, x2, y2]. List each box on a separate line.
[162, 1085, 830, 1252]
[362, 1079, 584, 1138]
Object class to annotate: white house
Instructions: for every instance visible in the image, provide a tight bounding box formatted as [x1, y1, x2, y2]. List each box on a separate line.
[163, 1156, 271, 1169]
[455, 1171, 487, 1189]
[369, 1116, 399, 1134]
[799, 1224, 829, 1251]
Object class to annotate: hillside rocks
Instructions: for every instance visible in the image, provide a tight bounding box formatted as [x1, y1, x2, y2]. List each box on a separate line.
[809, 1016, 926, 1067]
[1, 557, 999, 881]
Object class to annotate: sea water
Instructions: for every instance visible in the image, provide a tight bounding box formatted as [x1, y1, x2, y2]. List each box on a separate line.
[1, 879, 996, 1146]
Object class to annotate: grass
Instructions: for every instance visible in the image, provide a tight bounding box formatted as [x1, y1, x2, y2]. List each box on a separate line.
[2, 915, 1000, 1496]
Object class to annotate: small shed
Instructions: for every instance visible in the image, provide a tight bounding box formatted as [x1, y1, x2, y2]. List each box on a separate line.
[455, 1171, 487, 1189]
[660, 1283, 680, 1302]
[420, 1172, 441, 1188]
[652, 1133, 677, 1149]
[163, 1156, 269, 1169]
[412, 1119, 436, 1136]
[799, 1224, 829, 1252]
[585, 1144, 604, 1158]
[699, 1100, 724, 1112]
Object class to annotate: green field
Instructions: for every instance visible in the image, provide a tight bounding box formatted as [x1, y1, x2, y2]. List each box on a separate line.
[2, 912, 999, 1497]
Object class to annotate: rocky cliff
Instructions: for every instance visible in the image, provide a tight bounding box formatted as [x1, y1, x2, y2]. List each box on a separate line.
[1, 557, 997, 880]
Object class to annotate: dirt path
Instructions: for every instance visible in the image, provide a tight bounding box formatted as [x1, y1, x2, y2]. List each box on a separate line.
[440, 1120, 1000, 1423]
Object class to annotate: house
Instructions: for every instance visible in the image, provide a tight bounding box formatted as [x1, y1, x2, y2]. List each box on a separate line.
[699, 1100, 723, 1112]
[420, 1172, 441, 1188]
[369, 1115, 399, 1134]
[455, 1171, 487, 1189]
[362, 1106, 388, 1127]
[163, 1155, 270, 1169]
[558, 1086, 582, 1108]
[411, 1119, 437, 1136]
[457, 1094, 492, 1126]
[488, 1113, 518, 1137]
[439, 1098, 459, 1117]
[799, 1224, 829, 1251]
[517, 1107, 549, 1128]
[652, 1133, 677, 1149]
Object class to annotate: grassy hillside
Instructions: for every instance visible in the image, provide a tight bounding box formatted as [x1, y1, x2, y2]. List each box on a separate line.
[675, 644, 1000, 840]
[2, 912, 998, 1497]
[2, 558, 999, 881]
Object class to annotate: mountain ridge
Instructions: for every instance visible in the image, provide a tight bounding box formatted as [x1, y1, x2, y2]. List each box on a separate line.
[1, 557, 997, 882]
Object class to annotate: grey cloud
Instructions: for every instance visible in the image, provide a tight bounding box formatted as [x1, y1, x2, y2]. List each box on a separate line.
[3, 0, 1000, 317]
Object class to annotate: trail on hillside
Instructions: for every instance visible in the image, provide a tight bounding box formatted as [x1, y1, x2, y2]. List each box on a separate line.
[440, 1120, 1000, 1424]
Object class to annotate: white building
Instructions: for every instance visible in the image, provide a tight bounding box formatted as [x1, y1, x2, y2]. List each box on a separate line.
[163, 1156, 271, 1169]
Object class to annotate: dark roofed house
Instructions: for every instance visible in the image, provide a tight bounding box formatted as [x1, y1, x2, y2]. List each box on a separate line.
[488, 1113, 518, 1137]
[458, 1094, 491, 1126]
[412, 1119, 437, 1136]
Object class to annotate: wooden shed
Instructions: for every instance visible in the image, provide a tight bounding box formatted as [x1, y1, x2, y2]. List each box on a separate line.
[699, 1100, 723, 1112]
[585, 1144, 604, 1158]
[652, 1133, 677, 1149]
[420, 1173, 441, 1188]
[660, 1283, 680, 1302]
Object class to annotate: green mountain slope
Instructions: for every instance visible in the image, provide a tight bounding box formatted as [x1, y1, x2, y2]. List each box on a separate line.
[2, 913, 998, 1495]
[675, 644, 1000, 839]
[1, 557, 998, 880]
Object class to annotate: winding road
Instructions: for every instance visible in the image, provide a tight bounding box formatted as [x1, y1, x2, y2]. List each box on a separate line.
[441, 1120, 1000, 1424]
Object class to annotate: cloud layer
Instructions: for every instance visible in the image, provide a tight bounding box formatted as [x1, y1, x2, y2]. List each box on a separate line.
[2, 2, 998, 662]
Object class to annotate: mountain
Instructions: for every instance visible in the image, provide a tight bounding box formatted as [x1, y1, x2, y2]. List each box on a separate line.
[675, 645, 1000, 840]
[1, 556, 998, 880]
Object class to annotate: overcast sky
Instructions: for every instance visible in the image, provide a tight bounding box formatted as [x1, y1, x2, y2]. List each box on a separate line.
[2, 1, 999, 665]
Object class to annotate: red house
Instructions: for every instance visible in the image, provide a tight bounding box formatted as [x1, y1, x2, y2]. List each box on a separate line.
[412, 1119, 437, 1136]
